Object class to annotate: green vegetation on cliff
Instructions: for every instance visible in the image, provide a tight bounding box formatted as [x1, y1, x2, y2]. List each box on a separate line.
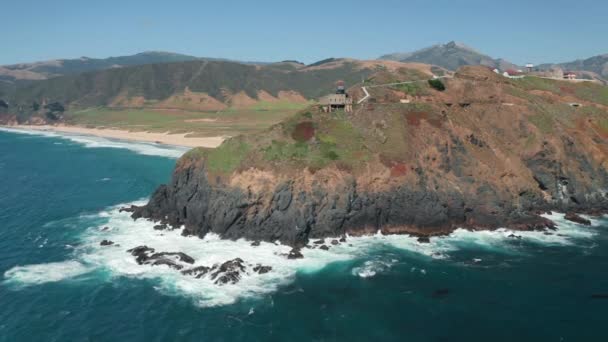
[178, 66, 608, 187]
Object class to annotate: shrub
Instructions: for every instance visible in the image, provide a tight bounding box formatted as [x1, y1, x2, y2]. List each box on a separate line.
[291, 121, 315, 142]
[428, 79, 446, 91]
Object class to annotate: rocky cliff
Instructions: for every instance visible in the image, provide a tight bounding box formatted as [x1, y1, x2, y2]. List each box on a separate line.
[132, 66, 608, 246]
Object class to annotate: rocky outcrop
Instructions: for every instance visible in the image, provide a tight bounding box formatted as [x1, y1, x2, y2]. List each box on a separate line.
[564, 212, 592, 226]
[179, 258, 272, 285]
[131, 155, 605, 247]
[126, 246, 196, 270]
[131, 66, 608, 246]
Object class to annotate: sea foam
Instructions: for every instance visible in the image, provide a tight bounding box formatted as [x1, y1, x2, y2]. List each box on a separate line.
[0, 127, 188, 158]
[2, 202, 599, 307]
[3, 261, 93, 286]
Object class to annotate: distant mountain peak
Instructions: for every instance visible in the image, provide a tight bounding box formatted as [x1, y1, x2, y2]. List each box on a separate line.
[380, 41, 516, 71]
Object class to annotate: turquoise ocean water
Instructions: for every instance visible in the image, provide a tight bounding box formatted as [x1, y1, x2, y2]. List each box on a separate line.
[1, 128, 607, 342]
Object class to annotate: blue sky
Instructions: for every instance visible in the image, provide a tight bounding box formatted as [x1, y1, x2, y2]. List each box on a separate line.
[2, 0, 606, 65]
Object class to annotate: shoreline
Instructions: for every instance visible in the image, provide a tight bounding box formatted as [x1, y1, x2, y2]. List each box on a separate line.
[1, 124, 226, 148]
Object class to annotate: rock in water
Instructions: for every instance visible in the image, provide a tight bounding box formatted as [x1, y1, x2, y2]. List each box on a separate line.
[151, 259, 184, 270]
[211, 258, 246, 285]
[564, 212, 591, 226]
[287, 248, 304, 259]
[253, 265, 272, 274]
[127, 246, 156, 264]
[417, 237, 431, 243]
[149, 252, 195, 264]
[126, 246, 195, 268]
[181, 266, 212, 278]
[100, 240, 114, 246]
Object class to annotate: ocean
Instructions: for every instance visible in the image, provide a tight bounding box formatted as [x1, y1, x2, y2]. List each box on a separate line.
[1, 128, 607, 342]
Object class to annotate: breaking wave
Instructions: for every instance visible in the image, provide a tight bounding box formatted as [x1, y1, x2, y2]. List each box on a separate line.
[2, 201, 601, 307]
[0, 127, 188, 158]
[3, 261, 93, 286]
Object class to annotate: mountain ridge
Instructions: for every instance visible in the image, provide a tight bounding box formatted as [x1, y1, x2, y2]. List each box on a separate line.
[380, 41, 520, 71]
[0, 51, 271, 83]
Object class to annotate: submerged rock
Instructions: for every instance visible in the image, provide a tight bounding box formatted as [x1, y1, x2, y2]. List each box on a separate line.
[100, 240, 114, 246]
[432, 288, 450, 299]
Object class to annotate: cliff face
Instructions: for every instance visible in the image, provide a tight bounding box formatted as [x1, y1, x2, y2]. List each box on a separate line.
[132, 66, 608, 246]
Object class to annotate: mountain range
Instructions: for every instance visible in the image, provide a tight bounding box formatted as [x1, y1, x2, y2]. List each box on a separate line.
[380, 41, 520, 71]
[381, 41, 608, 83]
[1, 41, 607, 125]
[1, 42, 606, 86]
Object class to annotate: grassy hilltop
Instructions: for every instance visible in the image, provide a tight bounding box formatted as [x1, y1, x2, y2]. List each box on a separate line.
[1, 59, 437, 136]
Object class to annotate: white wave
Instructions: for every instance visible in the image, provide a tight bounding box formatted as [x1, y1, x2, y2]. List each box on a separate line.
[351, 259, 397, 278]
[3, 261, 93, 286]
[4, 201, 600, 307]
[0, 127, 188, 158]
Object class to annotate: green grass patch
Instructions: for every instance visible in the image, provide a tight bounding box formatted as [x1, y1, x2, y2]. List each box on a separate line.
[250, 100, 311, 111]
[205, 138, 250, 173]
[393, 82, 425, 96]
[529, 113, 554, 134]
[263, 140, 309, 161]
[574, 83, 608, 106]
[64, 106, 302, 137]
[512, 77, 561, 93]
[261, 114, 369, 169]
[181, 147, 207, 162]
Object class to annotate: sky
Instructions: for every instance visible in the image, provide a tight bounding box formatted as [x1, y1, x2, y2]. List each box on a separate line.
[2, 0, 607, 65]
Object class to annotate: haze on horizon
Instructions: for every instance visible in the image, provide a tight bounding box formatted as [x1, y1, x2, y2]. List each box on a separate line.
[2, 0, 607, 66]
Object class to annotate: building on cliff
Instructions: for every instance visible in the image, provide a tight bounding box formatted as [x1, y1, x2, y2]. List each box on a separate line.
[318, 80, 353, 113]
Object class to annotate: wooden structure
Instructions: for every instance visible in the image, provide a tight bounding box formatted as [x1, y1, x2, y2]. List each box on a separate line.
[318, 80, 353, 113]
[319, 94, 353, 113]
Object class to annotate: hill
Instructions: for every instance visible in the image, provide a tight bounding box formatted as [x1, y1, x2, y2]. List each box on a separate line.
[131, 66, 608, 246]
[0, 59, 443, 136]
[538, 54, 608, 83]
[0, 51, 202, 83]
[380, 41, 519, 71]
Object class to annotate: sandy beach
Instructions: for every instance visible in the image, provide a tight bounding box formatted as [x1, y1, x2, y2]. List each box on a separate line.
[4, 125, 226, 148]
